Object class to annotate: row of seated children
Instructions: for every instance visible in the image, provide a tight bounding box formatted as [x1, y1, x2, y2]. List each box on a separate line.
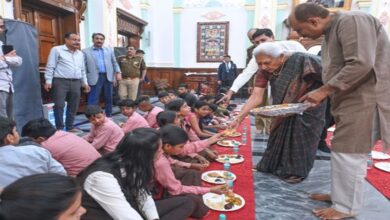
[3, 98, 162, 180]
[0, 115, 229, 219]
[0, 93, 234, 219]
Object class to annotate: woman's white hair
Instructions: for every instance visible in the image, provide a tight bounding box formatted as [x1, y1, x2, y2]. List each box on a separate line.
[252, 42, 290, 58]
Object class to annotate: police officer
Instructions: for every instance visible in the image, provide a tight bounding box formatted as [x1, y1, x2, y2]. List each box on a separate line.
[117, 46, 146, 100]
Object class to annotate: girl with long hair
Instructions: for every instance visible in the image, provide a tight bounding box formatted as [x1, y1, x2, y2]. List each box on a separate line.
[78, 128, 194, 220]
[186, 100, 216, 139]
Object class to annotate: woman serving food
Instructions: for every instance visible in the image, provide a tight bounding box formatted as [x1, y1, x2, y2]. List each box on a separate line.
[230, 42, 326, 183]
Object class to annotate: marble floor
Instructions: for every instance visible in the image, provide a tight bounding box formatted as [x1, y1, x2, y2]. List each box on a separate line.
[71, 103, 390, 220]
[249, 117, 390, 220]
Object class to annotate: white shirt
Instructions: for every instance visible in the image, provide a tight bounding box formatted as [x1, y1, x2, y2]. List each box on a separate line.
[0, 41, 22, 93]
[84, 171, 159, 220]
[45, 45, 87, 85]
[229, 40, 307, 93]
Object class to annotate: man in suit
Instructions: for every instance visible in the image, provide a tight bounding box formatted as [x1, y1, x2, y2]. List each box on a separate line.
[217, 54, 237, 89]
[83, 33, 121, 117]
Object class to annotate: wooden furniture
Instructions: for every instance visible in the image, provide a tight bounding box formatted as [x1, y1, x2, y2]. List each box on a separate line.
[117, 8, 148, 48]
[183, 73, 218, 95]
[140, 67, 243, 96]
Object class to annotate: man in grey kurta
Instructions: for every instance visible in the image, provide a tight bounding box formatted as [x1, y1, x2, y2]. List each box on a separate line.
[289, 3, 390, 219]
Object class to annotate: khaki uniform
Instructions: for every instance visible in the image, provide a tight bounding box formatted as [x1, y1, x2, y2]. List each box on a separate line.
[117, 56, 146, 100]
[322, 11, 390, 215]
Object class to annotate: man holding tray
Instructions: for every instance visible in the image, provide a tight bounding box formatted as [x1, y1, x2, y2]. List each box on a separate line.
[289, 3, 390, 219]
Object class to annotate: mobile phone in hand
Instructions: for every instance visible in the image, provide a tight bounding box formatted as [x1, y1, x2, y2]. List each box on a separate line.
[2, 45, 14, 55]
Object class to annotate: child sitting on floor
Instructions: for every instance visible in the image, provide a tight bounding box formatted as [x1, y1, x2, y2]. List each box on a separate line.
[78, 128, 196, 220]
[157, 91, 172, 106]
[22, 118, 101, 176]
[167, 89, 178, 100]
[157, 110, 221, 162]
[136, 95, 164, 128]
[154, 125, 227, 218]
[201, 103, 227, 133]
[118, 99, 150, 133]
[214, 94, 231, 118]
[186, 100, 216, 139]
[165, 99, 199, 141]
[83, 105, 124, 154]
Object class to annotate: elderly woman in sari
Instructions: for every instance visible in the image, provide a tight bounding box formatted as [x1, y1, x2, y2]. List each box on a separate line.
[230, 42, 326, 183]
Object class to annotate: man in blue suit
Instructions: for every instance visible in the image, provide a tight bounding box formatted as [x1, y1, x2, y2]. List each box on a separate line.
[83, 33, 121, 117]
[217, 54, 237, 90]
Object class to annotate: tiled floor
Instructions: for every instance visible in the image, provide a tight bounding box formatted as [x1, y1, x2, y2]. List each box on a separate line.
[249, 117, 390, 220]
[72, 103, 390, 220]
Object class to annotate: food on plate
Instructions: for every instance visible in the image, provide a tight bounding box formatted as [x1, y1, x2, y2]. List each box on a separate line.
[223, 129, 240, 137]
[224, 190, 235, 198]
[225, 195, 243, 206]
[264, 103, 290, 111]
[207, 171, 228, 179]
[219, 140, 231, 145]
[224, 203, 234, 210]
[207, 172, 222, 178]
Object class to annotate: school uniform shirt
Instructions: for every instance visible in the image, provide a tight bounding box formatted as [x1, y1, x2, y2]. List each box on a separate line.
[181, 119, 200, 142]
[179, 139, 210, 158]
[185, 112, 203, 140]
[0, 145, 66, 187]
[84, 118, 124, 154]
[154, 153, 210, 195]
[122, 112, 150, 134]
[143, 106, 164, 128]
[84, 171, 159, 220]
[41, 130, 101, 176]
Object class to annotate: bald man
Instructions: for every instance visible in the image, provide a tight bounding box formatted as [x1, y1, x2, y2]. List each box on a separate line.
[289, 3, 390, 219]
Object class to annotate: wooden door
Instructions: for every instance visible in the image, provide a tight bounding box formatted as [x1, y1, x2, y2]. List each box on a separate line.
[20, 6, 60, 67]
[35, 11, 60, 66]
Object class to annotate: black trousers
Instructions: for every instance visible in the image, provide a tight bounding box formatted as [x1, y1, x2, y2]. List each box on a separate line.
[220, 79, 234, 90]
[155, 196, 194, 220]
[52, 78, 82, 130]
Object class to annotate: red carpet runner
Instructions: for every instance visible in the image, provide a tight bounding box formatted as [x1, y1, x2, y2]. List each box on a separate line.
[203, 116, 255, 220]
[326, 132, 390, 199]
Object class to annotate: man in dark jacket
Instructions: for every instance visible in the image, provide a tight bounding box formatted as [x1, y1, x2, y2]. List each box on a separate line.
[217, 54, 237, 89]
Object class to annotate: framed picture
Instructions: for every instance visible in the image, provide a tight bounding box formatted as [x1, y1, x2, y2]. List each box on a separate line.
[293, 0, 352, 11]
[196, 22, 229, 62]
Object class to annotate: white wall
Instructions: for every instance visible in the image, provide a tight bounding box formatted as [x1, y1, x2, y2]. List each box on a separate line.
[147, 0, 175, 67]
[0, 0, 14, 19]
[180, 6, 247, 69]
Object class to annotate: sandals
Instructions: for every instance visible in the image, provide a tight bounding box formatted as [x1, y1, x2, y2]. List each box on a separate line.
[282, 175, 305, 184]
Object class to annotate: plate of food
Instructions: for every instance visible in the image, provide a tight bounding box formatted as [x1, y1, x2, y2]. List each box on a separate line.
[216, 154, 244, 164]
[201, 170, 237, 184]
[203, 192, 245, 211]
[251, 103, 311, 117]
[217, 140, 242, 147]
[374, 162, 390, 172]
[371, 151, 390, 160]
[223, 129, 241, 137]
